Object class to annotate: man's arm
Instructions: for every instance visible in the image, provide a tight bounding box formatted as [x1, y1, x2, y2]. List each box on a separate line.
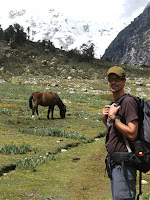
[113, 118, 138, 141]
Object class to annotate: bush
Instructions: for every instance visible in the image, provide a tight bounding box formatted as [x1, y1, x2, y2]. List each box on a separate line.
[19, 127, 86, 140]
[0, 144, 31, 154]
[16, 153, 55, 171]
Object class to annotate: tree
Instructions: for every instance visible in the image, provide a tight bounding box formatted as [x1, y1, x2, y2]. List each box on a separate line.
[4, 23, 26, 45]
[4, 25, 14, 43]
[0, 25, 4, 40]
[27, 26, 30, 40]
[13, 23, 26, 44]
[80, 41, 95, 62]
[67, 48, 82, 61]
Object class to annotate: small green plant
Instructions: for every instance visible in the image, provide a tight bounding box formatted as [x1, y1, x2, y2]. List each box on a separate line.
[0, 144, 31, 154]
[142, 193, 150, 200]
[64, 131, 86, 139]
[0, 108, 14, 114]
[4, 119, 15, 125]
[73, 111, 102, 120]
[19, 127, 86, 140]
[33, 147, 40, 153]
[16, 153, 55, 171]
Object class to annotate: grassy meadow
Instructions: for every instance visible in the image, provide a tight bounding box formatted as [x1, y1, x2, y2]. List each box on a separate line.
[0, 41, 150, 199]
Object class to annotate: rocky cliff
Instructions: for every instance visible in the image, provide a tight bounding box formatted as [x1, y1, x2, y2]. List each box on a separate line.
[102, 4, 150, 66]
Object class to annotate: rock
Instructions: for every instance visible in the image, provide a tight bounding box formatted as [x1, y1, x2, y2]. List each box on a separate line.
[51, 83, 59, 87]
[67, 76, 72, 80]
[41, 60, 47, 65]
[51, 57, 58, 62]
[92, 90, 103, 94]
[72, 157, 80, 162]
[44, 49, 49, 52]
[136, 88, 142, 91]
[56, 139, 63, 143]
[81, 88, 87, 92]
[141, 180, 148, 184]
[135, 82, 143, 86]
[61, 149, 67, 152]
[95, 138, 100, 141]
[0, 79, 6, 83]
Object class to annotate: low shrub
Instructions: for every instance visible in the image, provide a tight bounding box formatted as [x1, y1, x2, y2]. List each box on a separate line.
[16, 153, 55, 171]
[73, 111, 102, 120]
[19, 127, 86, 140]
[0, 108, 14, 114]
[0, 144, 31, 154]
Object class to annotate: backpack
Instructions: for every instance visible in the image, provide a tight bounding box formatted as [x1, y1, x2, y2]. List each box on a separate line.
[115, 94, 150, 173]
[115, 94, 150, 200]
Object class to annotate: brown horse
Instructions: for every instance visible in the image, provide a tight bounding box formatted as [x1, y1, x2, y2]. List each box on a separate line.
[29, 91, 66, 119]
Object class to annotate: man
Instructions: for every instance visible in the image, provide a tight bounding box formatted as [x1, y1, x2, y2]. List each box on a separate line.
[102, 66, 138, 200]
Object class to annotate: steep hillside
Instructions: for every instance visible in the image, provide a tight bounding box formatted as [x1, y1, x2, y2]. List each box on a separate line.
[0, 40, 116, 81]
[1, 40, 150, 83]
[102, 4, 150, 66]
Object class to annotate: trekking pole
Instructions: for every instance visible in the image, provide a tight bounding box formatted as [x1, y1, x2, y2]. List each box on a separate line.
[137, 170, 142, 200]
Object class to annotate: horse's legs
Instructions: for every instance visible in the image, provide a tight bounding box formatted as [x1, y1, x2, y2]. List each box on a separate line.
[35, 105, 40, 119]
[32, 106, 35, 118]
[32, 105, 40, 119]
[47, 105, 54, 119]
[51, 106, 55, 119]
[47, 106, 51, 119]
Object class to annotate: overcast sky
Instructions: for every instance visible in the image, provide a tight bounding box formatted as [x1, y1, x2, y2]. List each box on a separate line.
[1, 0, 150, 24]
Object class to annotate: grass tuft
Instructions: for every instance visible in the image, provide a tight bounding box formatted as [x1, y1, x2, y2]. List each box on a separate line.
[0, 144, 31, 155]
[19, 127, 86, 140]
[16, 153, 55, 171]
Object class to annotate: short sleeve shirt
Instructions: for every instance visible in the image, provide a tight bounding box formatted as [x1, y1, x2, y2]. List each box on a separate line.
[105, 96, 138, 155]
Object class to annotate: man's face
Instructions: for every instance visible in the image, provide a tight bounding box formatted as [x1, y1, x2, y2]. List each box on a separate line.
[108, 74, 126, 94]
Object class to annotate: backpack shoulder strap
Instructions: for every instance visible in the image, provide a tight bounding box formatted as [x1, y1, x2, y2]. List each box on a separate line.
[123, 135, 132, 153]
[116, 94, 133, 153]
[115, 93, 130, 107]
[109, 94, 130, 106]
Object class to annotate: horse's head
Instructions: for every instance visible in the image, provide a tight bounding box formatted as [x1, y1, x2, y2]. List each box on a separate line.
[60, 105, 66, 119]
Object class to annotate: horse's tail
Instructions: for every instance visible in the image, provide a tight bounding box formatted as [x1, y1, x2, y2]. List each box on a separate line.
[29, 93, 33, 109]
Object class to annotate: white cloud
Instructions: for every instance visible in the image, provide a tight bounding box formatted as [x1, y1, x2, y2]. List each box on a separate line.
[120, 0, 150, 19]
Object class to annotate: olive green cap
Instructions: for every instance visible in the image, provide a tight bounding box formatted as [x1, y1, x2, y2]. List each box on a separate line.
[107, 66, 126, 78]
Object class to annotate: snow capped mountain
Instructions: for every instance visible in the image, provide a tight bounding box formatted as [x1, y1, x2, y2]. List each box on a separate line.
[0, 8, 129, 58]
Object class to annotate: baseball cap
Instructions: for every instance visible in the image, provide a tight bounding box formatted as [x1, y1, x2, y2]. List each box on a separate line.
[107, 66, 126, 79]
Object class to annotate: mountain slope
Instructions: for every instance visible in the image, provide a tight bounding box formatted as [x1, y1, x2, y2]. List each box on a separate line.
[102, 4, 150, 66]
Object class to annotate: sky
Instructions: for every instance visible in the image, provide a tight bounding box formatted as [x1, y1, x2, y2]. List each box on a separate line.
[1, 0, 150, 24]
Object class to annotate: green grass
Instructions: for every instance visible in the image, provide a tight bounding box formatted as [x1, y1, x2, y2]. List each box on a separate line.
[0, 79, 149, 199]
[19, 127, 86, 140]
[0, 144, 31, 155]
[0, 41, 150, 199]
[0, 138, 110, 200]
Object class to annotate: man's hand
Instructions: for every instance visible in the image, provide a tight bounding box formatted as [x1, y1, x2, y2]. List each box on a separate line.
[108, 103, 120, 119]
[102, 105, 110, 125]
